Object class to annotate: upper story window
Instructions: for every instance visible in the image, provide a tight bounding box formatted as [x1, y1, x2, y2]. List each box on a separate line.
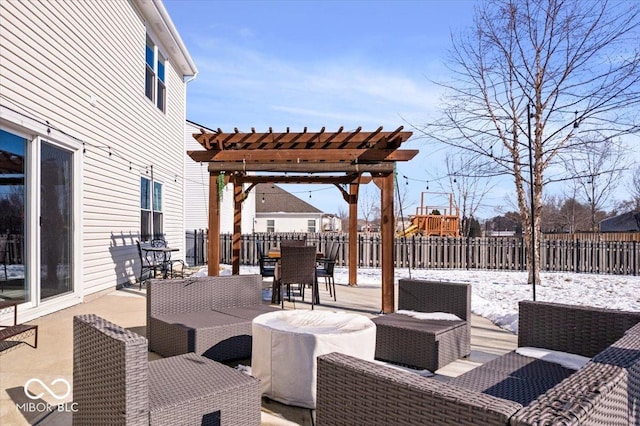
[266, 219, 275, 233]
[145, 35, 166, 113]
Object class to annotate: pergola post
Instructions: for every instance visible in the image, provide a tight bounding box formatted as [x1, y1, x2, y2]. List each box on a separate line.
[380, 173, 395, 313]
[348, 183, 359, 286]
[232, 181, 243, 275]
[208, 172, 221, 276]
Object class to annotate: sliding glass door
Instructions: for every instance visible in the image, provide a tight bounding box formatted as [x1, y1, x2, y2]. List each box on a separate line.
[0, 129, 76, 304]
[0, 129, 28, 302]
[40, 142, 73, 300]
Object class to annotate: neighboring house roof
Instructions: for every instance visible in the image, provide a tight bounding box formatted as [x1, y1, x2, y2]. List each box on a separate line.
[255, 184, 323, 214]
[600, 211, 640, 232]
[133, 0, 197, 77]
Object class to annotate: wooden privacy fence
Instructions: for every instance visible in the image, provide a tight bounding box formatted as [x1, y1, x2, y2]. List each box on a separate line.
[189, 232, 640, 276]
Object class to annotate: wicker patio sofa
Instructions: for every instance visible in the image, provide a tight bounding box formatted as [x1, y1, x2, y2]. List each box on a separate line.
[317, 300, 640, 425]
[147, 274, 280, 361]
[73, 314, 260, 425]
[372, 278, 471, 371]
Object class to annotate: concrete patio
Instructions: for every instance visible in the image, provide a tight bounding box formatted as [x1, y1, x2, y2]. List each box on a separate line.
[1, 277, 517, 425]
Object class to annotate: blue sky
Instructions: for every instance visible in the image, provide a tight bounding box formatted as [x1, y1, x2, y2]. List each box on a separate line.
[164, 0, 501, 217]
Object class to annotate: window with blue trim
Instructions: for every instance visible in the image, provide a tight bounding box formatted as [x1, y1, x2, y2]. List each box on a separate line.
[144, 34, 166, 113]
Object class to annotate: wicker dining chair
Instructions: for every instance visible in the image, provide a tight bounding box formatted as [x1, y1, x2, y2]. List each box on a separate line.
[280, 237, 307, 247]
[316, 243, 339, 301]
[279, 245, 318, 309]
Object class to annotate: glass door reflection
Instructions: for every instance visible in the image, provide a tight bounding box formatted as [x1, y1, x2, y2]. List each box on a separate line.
[0, 129, 29, 302]
[40, 142, 73, 299]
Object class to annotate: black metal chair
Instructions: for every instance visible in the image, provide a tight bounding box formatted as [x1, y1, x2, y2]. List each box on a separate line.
[136, 240, 161, 289]
[150, 238, 185, 278]
[317, 243, 338, 301]
[278, 245, 318, 309]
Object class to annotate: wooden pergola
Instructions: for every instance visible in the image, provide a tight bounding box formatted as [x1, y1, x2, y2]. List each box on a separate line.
[188, 126, 416, 313]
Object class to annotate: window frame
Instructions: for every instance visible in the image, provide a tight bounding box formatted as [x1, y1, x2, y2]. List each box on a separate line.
[307, 219, 316, 233]
[266, 219, 275, 233]
[144, 34, 166, 113]
[141, 177, 163, 241]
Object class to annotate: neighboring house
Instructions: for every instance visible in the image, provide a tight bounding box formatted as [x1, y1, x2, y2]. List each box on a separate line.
[255, 184, 324, 233]
[600, 211, 640, 232]
[184, 120, 255, 234]
[0, 0, 196, 320]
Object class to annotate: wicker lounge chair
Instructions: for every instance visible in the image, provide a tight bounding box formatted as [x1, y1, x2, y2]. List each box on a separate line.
[372, 279, 471, 371]
[147, 274, 280, 361]
[73, 314, 260, 425]
[316, 300, 640, 425]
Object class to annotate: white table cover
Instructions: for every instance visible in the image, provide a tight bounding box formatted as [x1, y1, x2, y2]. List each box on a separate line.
[252, 310, 376, 408]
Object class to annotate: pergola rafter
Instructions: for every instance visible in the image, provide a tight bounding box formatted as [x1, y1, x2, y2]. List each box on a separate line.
[188, 126, 416, 313]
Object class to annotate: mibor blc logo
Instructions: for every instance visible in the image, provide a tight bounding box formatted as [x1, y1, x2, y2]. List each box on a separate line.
[17, 378, 78, 414]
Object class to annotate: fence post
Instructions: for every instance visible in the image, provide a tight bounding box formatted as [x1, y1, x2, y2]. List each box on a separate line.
[634, 240, 637, 276]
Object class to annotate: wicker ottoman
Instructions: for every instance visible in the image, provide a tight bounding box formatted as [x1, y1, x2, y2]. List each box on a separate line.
[149, 352, 261, 425]
[372, 313, 469, 372]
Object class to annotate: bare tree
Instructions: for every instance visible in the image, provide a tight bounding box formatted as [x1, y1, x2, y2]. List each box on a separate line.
[337, 206, 349, 233]
[563, 134, 628, 231]
[419, 0, 640, 286]
[626, 165, 640, 211]
[441, 154, 495, 237]
[359, 185, 379, 232]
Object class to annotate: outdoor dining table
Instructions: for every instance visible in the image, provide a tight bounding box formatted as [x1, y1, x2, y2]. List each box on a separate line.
[141, 245, 179, 278]
[267, 248, 323, 259]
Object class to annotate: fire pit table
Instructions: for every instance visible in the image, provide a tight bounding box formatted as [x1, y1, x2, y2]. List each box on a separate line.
[251, 310, 376, 408]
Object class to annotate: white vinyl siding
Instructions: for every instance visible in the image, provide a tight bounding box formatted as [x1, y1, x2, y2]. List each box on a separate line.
[184, 121, 256, 234]
[255, 213, 324, 233]
[1, 0, 187, 298]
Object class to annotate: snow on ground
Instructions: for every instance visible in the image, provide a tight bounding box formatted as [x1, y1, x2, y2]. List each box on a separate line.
[196, 265, 640, 334]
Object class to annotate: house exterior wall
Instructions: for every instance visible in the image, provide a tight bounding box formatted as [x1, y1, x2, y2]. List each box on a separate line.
[185, 121, 256, 234]
[255, 213, 324, 233]
[0, 0, 194, 319]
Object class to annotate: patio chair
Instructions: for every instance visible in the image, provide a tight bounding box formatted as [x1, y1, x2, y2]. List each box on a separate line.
[316, 242, 338, 301]
[278, 245, 318, 309]
[136, 240, 161, 289]
[256, 241, 276, 281]
[280, 236, 307, 247]
[150, 238, 185, 278]
[73, 314, 261, 425]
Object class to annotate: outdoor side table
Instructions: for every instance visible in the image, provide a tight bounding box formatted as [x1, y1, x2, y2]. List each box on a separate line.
[251, 310, 376, 408]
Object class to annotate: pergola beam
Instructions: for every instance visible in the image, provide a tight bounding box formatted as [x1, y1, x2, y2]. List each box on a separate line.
[206, 162, 397, 174]
[193, 125, 410, 151]
[231, 174, 373, 185]
[188, 149, 418, 163]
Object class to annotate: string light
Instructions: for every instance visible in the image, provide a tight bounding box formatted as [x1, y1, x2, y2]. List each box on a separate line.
[0, 102, 184, 185]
